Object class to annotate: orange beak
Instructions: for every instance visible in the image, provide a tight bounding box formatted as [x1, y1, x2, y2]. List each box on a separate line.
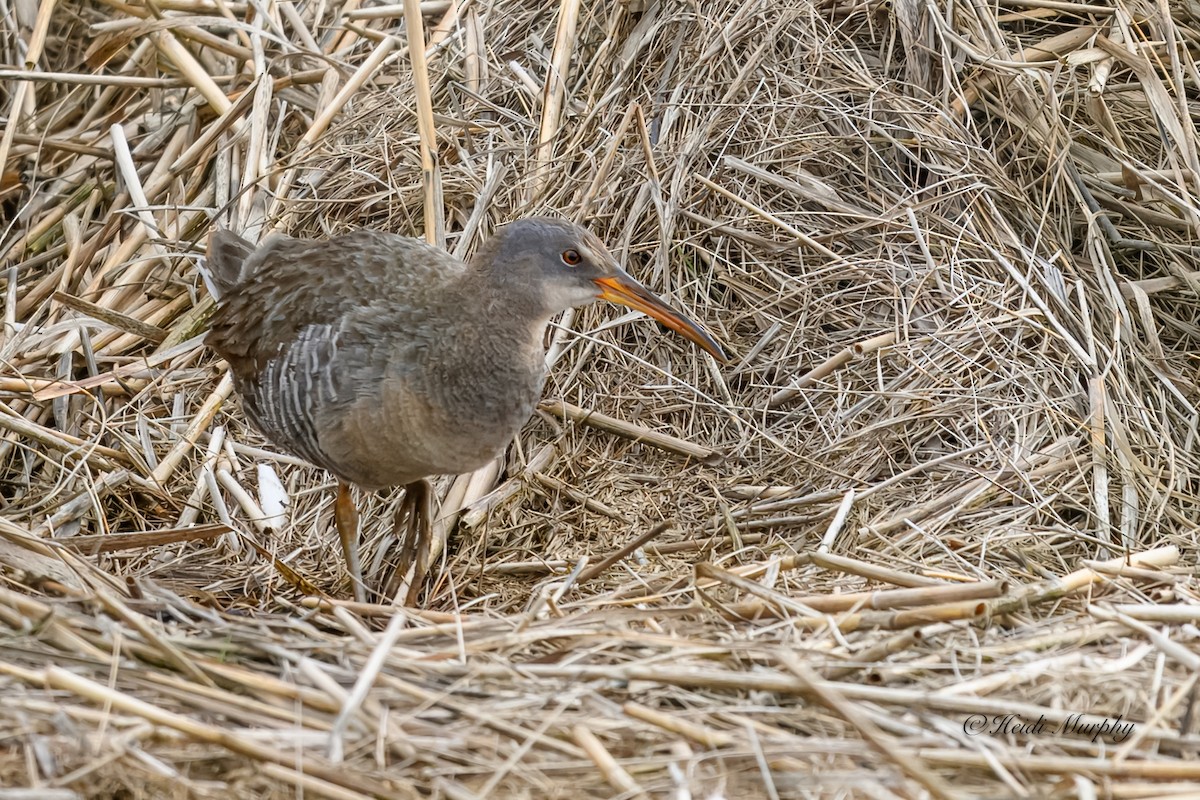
[594, 273, 728, 362]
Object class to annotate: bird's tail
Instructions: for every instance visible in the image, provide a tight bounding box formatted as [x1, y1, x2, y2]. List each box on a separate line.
[200, 230, 255, 300]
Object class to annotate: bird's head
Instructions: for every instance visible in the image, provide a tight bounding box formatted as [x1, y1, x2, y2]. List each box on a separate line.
[478, 217, 728, 361]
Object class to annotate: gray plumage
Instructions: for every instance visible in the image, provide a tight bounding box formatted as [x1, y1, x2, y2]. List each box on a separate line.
[200, 230, 256, 299]
[205, 218, 725, 493]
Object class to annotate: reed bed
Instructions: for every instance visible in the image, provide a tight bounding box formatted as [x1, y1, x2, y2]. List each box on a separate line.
[1, 0, 1199, 796]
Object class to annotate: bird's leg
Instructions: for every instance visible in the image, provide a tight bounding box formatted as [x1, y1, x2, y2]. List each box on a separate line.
[335, 481, 366, 603]
[387, 479, 434, 605]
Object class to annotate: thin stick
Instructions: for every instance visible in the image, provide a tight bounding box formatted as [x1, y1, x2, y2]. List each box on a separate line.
[577, 520, 672, 583]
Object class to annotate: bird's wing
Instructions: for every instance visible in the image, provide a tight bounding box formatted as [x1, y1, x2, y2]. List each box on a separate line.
[207, 230, 463, 372]
[206, 230, 464, 470]
[241, 322, 343, 471]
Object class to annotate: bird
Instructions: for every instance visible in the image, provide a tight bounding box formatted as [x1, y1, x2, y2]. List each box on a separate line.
[203, 217, 727, 603]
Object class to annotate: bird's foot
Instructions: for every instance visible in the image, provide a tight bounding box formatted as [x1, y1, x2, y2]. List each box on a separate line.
[383, 479, 435, 605]
[334, 481, 367, 604]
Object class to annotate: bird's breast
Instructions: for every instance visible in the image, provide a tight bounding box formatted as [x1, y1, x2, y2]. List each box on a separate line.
[315, 336, 546, 489]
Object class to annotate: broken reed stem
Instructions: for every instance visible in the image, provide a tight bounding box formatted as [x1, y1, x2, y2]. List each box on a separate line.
[66, 524, 230, 554]
[150, 30, 236, 121]
[572, 724, 647, 799]
[622, 701, 735, 748]
[1088, 604, 1200, 670]
[151, 372, 234, 485]
[539, 399, 723, 464]
[808, 550, 946, 588]
[51, 291, 168, 342]
[404, 0, 443, 244]
[698, 561, 1006, 614]
[997, 546, 1180, 613]
[770, 331, 897, 407]
[735, 598, 990, 632]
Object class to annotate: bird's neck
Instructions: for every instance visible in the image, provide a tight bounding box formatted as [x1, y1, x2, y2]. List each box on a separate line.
[462, 259, 555, 328]
[451, 268, 553, 364]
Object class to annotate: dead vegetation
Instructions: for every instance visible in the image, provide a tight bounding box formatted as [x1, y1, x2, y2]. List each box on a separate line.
[1, 0, 1199, 796]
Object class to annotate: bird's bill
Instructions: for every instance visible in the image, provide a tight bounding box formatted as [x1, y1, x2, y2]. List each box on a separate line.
[594, 273, 728, 362]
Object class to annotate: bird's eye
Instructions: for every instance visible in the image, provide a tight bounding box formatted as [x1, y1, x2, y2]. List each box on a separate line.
[561, 249, 582, 267]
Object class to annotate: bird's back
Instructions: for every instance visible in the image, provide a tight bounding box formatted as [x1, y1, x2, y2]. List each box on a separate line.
[207, 230, 465, 369]
[206, 229, 546, 489]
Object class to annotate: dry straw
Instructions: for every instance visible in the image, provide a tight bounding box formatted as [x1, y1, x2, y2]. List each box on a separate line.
[1, 0, 1199, 796]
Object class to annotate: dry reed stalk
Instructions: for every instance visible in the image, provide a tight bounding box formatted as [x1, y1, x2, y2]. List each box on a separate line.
[150, 373, 234, 485]
[769, 331, 897, 407]
[50, 291, 168, 343]
[530, 0, 581, 202]
[65, 523, 229, 554]
[149, 31, 235, 120]
[539, 398, 723, 464]
[621, 701, 735, 748]
[4, 1, 1200, 795]
[459, 442, 556, 528]
[0, 70, 183, 87]
[808, 551, 948, 587]
[346, 2, 455, 20]
[916, 749, 1200, 780]
[707, 564, 1007, 615]
[1088, 605, 1200, 670]
[782, 599, 989, 632]
[572, 724, 648, 799]
[403, 0, 442, 244]
[996, 545, 1180, 614]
